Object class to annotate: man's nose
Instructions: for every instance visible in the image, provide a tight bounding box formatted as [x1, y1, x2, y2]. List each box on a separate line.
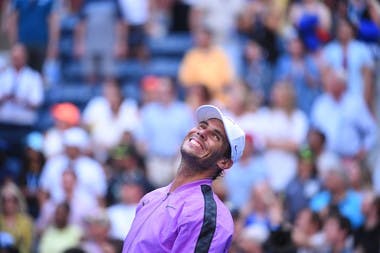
[197, 129, 207, 140]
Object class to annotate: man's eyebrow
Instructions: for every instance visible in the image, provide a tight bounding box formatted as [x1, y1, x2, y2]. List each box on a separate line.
[213, 128, 224, 140]
[199, 121, 209, 126]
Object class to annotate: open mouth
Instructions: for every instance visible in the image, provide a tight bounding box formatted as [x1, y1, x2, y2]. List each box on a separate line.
[189, 136, 204, 150]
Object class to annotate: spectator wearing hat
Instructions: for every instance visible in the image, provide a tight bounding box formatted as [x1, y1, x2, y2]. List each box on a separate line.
[0, 44, 44, 125]
[0, 182, 33, 253]
[43, 102, 81, 159]
[18, 132, 45, 219]
[39, 127, 106, 205]
[82, 79, 139, 162]
[38, 202, 83, 253]
[106, 141, 152, 205]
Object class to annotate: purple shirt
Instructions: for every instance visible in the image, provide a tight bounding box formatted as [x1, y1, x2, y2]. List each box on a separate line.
[122, 179, 234, 252]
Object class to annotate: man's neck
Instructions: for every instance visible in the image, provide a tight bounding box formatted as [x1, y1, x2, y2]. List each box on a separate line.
[170, 162, 212, 192]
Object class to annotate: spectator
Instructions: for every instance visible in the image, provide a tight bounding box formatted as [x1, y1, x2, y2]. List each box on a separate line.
[6, 0, 59, 72]
[306, 128, 338, 180]
[82, 209, 121, 253]
[291, 208, 324, 253]
[310, 163, 364, 229]
[137, 77, 193, 187]
[311, 68, 377, 161]
[37, 169, 99, 233]
[38, 202, 83, 253]
[106, 141, 151, 205]
[117, 0, 149, 60]
[74, 0, 126, 83]
[224, 134, 267, 210]
[43, 102, 81, 159]
[354, 192, 380, 253]
[261, 81, 309, 192]
[288, 0, 331, 50]
[107, 178, 144, 241]
[322, 16, 375, 111]
[82, 79, 139, 161]
[39, 127, 106, 204]
[0, 182, 33, 253]
[0, 44, 44, 125]
[243, 39, 273, 103]
[179, 26, 234, 104]
[322, 214, 354, 253]
[275, 35, 322, 115]
[184, 84, 212, 113]
[18, 132, 45, 219]
[285, 149, 320, 223]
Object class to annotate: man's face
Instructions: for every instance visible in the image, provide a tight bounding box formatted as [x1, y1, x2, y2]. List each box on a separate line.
[181, 118, 229, 169]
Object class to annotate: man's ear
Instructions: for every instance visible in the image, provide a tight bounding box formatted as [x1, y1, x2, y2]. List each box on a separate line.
[216, 158, 233, 171]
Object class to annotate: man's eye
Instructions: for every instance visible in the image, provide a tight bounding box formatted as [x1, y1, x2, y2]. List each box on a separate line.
[200, 124, 206, 129]
[213, 134, 220, 141]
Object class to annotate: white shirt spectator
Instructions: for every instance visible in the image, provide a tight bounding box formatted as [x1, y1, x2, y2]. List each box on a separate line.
[83, 97, 139, 151]
[261, 108, 309, 192]
[40, 154, 107, 202]
[323, 40, 374, 95]
[311, 92, 377, 157]
[107, 203, 138, 240]
[0, 66, 44, 125]
[118, 0, 149, 25]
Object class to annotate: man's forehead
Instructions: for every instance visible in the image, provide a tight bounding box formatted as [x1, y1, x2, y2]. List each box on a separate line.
[204, 118, 227, 135]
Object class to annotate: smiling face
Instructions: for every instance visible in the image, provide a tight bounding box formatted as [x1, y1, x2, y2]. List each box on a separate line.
[181, 118, 231, 172]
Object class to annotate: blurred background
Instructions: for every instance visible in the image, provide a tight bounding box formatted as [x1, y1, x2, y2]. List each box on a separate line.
[0, 0, 379, 252]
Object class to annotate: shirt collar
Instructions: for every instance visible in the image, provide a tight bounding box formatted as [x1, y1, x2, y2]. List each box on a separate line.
[168, 179, 213, 194]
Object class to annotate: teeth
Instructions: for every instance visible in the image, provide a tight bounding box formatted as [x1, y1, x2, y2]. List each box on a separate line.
[190, 139, 201, 148]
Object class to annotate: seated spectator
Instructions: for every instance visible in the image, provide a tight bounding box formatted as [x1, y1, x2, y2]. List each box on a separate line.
[43, 102, 81, 158]
[260, 81, 309, 192]
[18, 132, 45, 219]
[291, 208, 324, 253]
[354, 192, 380, 253]
[310, 163, 364, 229]
[0, 44, 44, 125]
[40, 127, 106, 204]
[306, 128, 338, 180]
[235, 224, 269, 253]
[184, 84, 212, 114]
[74, 0, 126, 83]
[311, 68, 377, 162]
[243, 39, 273, 103]
[38, 202, 83, 253]
[37, 169, 98, 233]
[137, 77, 193, 187]
[117, 0, 149, 60]
[107, 178, 145, 240]
[322, 17, 375, 111]
[224, 134, 267, 210]
[274, 35, 322, 115]
[285, 149, 320, 222]
[0, 182, 33, 253]
[323, 214, 354, 253]
[82, 79, 139, 162]
[179, 26, 234, 104]
[82, 209, 122, 253]
[106, 139, 152, 205]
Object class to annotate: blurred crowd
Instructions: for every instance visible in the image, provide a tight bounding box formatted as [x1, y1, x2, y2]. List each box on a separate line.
[0, 0, 380, 253]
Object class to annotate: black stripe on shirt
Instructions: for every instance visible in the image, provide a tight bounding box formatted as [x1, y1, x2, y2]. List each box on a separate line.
[195, 184, 217, 253]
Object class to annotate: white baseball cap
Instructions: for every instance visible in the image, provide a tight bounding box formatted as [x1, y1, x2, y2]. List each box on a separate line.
[196, 105, 245, 163]
[62, 127, 89, 151]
